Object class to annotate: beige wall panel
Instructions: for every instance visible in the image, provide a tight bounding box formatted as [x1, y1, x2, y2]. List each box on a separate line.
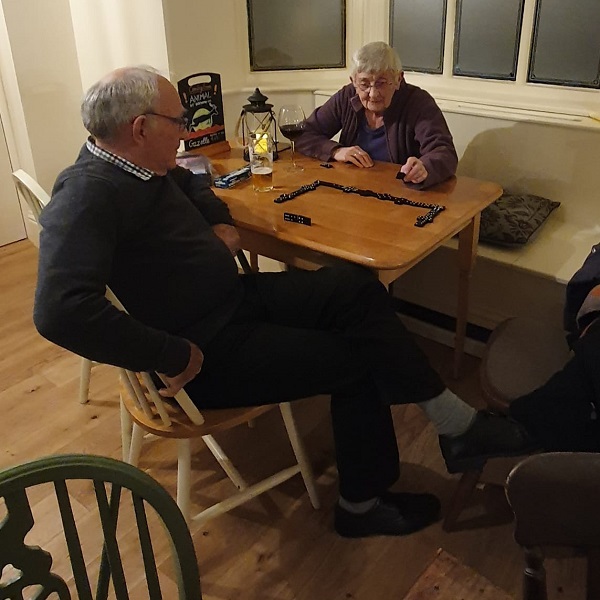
[0, 114, 25, 245]
[69, 0, 169, 90]
[162, 0, 246, 87]
[2, 0, 84, 191]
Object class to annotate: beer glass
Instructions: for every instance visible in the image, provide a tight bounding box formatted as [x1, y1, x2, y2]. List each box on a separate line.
[249, 132, 274, 192]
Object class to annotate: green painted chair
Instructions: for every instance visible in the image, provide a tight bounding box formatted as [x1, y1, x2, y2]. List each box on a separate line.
[0, 454, 202, 599]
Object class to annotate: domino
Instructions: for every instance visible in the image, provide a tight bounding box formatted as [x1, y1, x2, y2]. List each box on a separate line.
[284, 212, 312, 226]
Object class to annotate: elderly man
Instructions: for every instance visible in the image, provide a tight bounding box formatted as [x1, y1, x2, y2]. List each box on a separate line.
[34, 66, 529, 538]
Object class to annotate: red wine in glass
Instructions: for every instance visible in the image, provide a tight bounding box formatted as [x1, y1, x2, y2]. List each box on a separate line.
[278, 105, 306, 170]
[279, 123, 306, 141]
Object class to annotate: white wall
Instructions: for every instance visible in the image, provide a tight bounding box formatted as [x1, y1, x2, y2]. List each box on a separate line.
[0, 112, 25, 245]
[1, 0, 84, 193]
[69, 0, 169, 91]
[0, 0, 172, 239]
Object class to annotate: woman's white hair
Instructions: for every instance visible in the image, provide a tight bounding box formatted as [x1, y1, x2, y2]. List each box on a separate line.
[81, 66, 161, 141]
[350, 41, 403, 78]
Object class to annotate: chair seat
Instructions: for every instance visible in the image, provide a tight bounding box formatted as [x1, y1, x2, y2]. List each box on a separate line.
[119, 370, 320, 524]
[481, 316, 572, 411]
[120, 385, 274, 438]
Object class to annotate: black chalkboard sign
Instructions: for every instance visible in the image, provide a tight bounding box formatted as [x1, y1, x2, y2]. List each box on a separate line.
[178, 72, 227, 152]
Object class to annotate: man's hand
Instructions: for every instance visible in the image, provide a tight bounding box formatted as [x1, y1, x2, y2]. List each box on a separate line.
[212, 223, 241, 256]
[333, 146, 374, 168]
[158, 341, 204, 397]
[401, 157, 428, 184]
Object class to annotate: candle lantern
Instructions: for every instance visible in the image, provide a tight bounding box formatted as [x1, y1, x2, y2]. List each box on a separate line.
[236, 88, 279, 161]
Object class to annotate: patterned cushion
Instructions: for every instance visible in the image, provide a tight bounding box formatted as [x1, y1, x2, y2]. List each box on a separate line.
[479, 193, 560, 246]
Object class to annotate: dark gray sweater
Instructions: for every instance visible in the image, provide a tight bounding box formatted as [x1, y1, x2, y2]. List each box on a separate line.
[34, 145, 242, 376]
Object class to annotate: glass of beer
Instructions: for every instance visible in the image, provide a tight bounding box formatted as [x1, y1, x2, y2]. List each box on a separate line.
[249, 132, 274, 192]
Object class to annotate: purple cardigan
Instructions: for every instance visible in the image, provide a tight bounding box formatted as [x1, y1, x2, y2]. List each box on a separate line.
[295, 81, 458, 190]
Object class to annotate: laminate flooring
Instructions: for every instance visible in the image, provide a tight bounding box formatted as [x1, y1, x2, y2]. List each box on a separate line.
[0, 240, 585, 600]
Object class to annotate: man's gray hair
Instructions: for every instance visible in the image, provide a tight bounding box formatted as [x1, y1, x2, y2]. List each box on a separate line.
[81, 66, 161, 140]
[350, 42, 403, 78]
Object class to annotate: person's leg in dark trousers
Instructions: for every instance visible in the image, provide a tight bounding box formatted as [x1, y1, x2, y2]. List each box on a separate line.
[510, 318, 600, 452]
[186, 264, 445, 536]
[221, 264, 529, 476]
[188, 264, 441, 499]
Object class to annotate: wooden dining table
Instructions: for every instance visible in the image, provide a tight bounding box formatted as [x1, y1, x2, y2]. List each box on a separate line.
[210, 149, 502, 376]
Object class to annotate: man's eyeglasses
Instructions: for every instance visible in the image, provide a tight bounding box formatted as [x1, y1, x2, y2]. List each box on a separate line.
[354, 79, 394, 93]
[143, 112, 189, 130]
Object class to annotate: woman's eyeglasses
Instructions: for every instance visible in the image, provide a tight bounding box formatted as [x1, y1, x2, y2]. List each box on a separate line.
[355, 79, 394, 93]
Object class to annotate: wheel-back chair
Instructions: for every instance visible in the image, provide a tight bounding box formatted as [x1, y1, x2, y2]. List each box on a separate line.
[0, 453, 202, 599]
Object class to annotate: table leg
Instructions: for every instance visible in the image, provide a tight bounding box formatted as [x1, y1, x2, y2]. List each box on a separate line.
[454, 214, 481, 378]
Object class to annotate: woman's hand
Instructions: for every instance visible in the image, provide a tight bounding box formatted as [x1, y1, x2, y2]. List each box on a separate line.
[400, 157, 428, 184]
[333, 146, 374, 168]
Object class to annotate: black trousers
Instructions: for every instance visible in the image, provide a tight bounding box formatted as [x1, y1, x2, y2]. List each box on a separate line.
[186, 264, 445, 501]
[510, 318, 600, 452]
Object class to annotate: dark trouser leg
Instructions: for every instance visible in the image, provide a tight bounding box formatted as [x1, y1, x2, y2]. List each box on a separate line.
[331, 378, 400, 501]
[510, 320, 600, 452]
[237, 264, 445, 404]
[186, 264, 442, 500]
[187, 319, 400, 500]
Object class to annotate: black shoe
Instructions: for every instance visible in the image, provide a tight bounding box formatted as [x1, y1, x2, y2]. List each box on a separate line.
[334, 491, 441, 538]
[439, 410, 536, 474]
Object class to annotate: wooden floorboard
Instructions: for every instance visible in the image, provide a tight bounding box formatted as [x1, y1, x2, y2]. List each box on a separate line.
[0, 239, 586, 600]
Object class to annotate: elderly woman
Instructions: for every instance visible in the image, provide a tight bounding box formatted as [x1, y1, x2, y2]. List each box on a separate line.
[295, 41, 457, 189]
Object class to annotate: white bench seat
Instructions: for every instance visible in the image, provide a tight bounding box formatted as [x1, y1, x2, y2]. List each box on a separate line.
[445, 210, 599, 285]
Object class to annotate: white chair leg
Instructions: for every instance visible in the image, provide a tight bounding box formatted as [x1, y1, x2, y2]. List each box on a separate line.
[127, 423, 144, 466]
[279, 402, 320, 509]
[79, 358, 92, 404]
[193, 464, 300, 525]
[120, 396, 133, 463]
[202, 434, 248, 490]
[177, 439, 192, 523]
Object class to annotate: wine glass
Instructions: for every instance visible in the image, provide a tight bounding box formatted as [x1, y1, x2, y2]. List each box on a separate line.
[278, 105, 306, 171]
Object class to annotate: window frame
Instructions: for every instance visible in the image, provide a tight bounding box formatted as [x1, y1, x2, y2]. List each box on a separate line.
[392, 0, 600, 121]
[240, 0, 600, 124]
[389, 0, 447, 75]
[246, 0, 347, 72]
[527, 0, 600, 89]
[452, 0, 525, 81]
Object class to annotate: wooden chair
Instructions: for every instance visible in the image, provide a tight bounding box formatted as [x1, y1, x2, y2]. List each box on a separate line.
[506, 452, 600, 600]
[13, 169, 94, 405]
[120, 366, 320, 524]
[443, 316, 572, 531]
[102, 247, 318, 523]
[0, 453, 202, 599]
